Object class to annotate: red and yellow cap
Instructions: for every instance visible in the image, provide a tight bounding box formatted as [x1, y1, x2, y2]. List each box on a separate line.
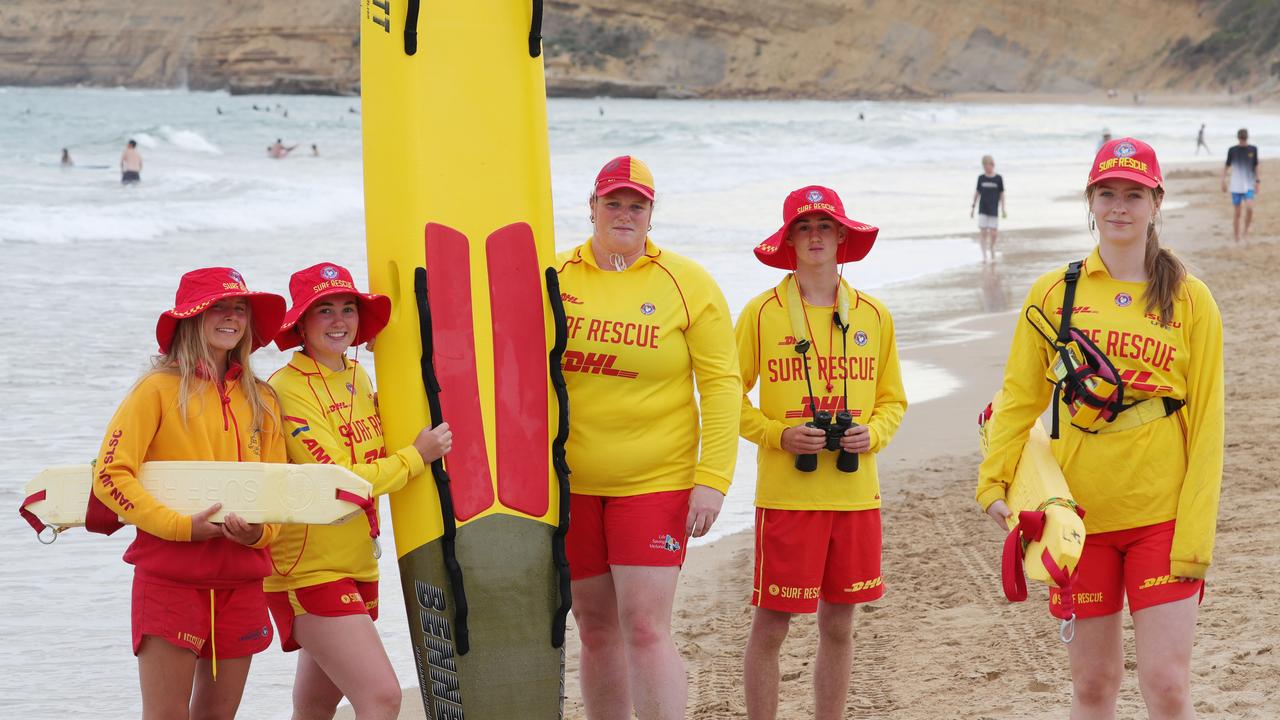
[1088, 137, 1163, 189]
[275, 262, 391, 350]
[155, 267, 286, 354]
[754, 185, 879, 269]
[594, 155, 655, 200]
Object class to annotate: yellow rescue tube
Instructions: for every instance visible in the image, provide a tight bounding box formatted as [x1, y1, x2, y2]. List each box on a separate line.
[979, 393, 1087, 588]
[361, 1, 564, 717]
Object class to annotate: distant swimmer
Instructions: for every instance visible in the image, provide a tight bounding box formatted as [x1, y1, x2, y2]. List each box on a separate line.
[61, 148, 73, 167]
[971, 154, 1006, 263]
[216, 106, 223, 115]
[120, 139, 142, 185]
[267, 139, 297, 159]
[348, 106, 359, 114]
[1196, 123, 1210, 155]
[310, 143, 319, 157]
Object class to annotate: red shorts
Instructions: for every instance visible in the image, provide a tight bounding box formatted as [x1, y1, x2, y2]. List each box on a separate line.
[752, 507, 884, 613]
[131, 576, 272, 658]
[1049, 520, 1204, 620]
[566, 489, 690, 581]
[266, 578, 380, 652]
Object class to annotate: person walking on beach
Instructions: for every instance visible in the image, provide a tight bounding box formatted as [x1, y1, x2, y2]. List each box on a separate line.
[557, 156, 740, 720]
[92, 267, 288, 719]
[977, 138, 1224, 719]
[736, 186, 906, 720]
[61, 148, 73, 167]
[1222, 128, 1259, 243]
[121, 139, 142, 184]
[266, 262, 452, 720]
[1195, 124, 1210, 155]
[971, 155, 1007, 263]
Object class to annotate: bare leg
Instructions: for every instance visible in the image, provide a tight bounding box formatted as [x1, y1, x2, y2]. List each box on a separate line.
[1243, 200, 1255, 242]
[1133, 595, 1198, 720]
[572, 572, 632, 720]
[1232, 204, 1243, 243]
[138, 636, 198, 720]
[813, 601, 856, 720]
[1066, 612, 1124, 720]
[190, 655, 253, 720]
[612, 565, 686, 720]
[744, 607, 792, 720]
[290, 613, 401, 720]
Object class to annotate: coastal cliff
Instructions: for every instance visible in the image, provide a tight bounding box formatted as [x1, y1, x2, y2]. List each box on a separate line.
[0, 1, 1273, 98]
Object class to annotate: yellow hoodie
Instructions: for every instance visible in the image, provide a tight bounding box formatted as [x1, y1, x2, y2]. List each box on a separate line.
[93, 366, 284, 586]
[266, 352, 425, 590]
[737, 275, 907, 510]
[976, 247, 1224, 579]
[554, 237, 740, 496]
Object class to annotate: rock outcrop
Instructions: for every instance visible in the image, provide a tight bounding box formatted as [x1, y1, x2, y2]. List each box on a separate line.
[0, 0, 1269, 98]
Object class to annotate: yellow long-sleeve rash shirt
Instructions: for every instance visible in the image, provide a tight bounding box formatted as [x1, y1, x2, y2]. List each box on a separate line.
[266, 353, 426, 590]
[737, 276, 907, 510]
[93, 368, 285, 586]
[555, 237, 740, 496]
[976, 247, 1225, 579]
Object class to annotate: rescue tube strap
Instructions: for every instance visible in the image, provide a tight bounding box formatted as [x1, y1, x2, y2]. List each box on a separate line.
[784, 274, 851, 346]
[785, 275, 852, 418]
[1051, 261, 1084, 438]
[414, 266, 471, 655]
[334, 489, 381, 558]
[1001, 506, 1083, 643]
[19, 490, 47, 536]
[545, 268, 573, 649]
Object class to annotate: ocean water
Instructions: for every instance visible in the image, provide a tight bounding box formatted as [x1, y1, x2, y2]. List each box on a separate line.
[2, 87, 1277, 717]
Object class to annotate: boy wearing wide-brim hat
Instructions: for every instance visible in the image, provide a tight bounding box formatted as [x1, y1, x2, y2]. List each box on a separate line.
[736, 186, 907, 720]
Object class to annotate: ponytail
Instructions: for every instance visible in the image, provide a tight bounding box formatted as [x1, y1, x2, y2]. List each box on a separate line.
[1142, 187, 1186, 325]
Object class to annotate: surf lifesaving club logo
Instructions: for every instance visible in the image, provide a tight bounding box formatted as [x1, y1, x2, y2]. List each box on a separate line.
[640, 302, 656, 316]
[853, 330, 868, 347]
[806, 189, 824, 202]
[321, 265, 340, 280]
[1115, 292, 1133, 307]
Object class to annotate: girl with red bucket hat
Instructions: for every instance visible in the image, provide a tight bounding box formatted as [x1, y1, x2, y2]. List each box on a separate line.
[91, 267, 288, 718]
[265, 262, 452, 720]
[736, 186, 906, 720]
[556, 156, 740, 719]
[977, 138, 1225, 717]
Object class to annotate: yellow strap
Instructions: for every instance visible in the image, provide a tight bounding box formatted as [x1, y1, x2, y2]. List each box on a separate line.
[209, 589, 217, 682]
[783, 274, 852, 344]
[1089, 396, 1177, 434]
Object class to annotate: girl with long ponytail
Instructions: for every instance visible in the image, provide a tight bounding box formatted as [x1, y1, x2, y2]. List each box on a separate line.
[977, 138, 1225, 718]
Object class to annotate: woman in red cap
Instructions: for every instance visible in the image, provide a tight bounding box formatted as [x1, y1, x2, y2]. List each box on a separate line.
[736, 186, 906, 720]
[977, 138, 1224, 717]
[266, 262, 452, 720]
[555, 156, 740, 719]
[92, 267, 287, 719]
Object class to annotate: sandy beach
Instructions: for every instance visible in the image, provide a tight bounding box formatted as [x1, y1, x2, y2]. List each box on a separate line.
[354, 163, 1280, 719]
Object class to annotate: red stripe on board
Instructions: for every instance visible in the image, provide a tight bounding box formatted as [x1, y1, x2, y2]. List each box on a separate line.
[425, 223, 495, 522]
[486, 223, 550, 517]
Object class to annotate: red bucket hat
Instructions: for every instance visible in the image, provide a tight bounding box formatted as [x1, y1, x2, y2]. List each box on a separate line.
[275, 262, 391, 351]
[754, 186, 879, 269]
[156, 267, 286, 354]
[594, 155, 655, 200]
[1088, 137, 1163, 189]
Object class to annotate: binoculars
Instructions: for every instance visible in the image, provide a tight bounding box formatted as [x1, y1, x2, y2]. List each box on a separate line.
[794, 409, 859, 473]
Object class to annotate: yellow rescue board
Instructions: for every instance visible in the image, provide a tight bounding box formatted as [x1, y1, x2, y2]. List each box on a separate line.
[361, 1, 565, 716]
[22, 462, 372, 529]
[979, 393, 1086, 586]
